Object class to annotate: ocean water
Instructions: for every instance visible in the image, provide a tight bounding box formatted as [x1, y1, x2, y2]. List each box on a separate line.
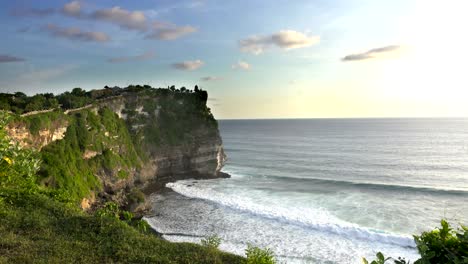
[145, 119, 468, 263]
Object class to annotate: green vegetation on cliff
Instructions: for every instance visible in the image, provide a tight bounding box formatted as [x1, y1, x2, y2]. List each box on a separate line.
[3, 85, 218, 203]
[0, 192, 244, 264]
[39, 107, 140, 201]
[0, 109, 244, 263]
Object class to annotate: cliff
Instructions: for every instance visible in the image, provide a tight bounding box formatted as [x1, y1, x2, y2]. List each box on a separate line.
[4, 86, 227, 211]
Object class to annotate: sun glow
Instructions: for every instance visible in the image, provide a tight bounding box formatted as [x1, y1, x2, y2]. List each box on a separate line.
[378, 0, 468, 116]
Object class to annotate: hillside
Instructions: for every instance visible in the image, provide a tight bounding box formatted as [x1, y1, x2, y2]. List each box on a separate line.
[2, 85, 226, 211]
[0, 85, 246, 263]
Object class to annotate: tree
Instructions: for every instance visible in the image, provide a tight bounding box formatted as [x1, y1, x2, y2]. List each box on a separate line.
[14, 92, 27, 99]
[43, 93, 55, 99]
[25, 94, 47, 112]
[194, 85, 199, 92]
[46, 98, 59, 109]
[71, 88, 86, 97]
[198, 90, 208, 102]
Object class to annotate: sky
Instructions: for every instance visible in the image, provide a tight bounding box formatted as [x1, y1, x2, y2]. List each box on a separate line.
[1, 0, 467, 119]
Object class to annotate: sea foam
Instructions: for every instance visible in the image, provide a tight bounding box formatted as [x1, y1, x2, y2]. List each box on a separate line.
[166, 179, 416, 248]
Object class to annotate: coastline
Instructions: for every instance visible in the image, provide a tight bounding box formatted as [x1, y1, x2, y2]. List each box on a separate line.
[140, 171, 231, 196]
[139, 172, 232, 238]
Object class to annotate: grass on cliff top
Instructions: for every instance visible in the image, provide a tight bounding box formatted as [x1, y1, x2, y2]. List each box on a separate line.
[0, 191, 244, 264]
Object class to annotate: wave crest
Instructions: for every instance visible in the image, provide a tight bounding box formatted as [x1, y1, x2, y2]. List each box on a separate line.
[166, 180, 416, 248]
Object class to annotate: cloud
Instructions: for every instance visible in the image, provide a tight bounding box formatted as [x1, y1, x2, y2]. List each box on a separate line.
[107, 51, 155, 63]
[172, 60, 204, 70]
[232, 61, 250, 70]
[0, 55, 25, 63]
[62, 1, 81, 17]
[239, 30, 319, 54]
[45, 24, 110, 42]
[10, 7, 55, 17]
[17, 27, 31, 33]
[16, 2, 197, 41]
[342, 45, 400, 61]
[201, 76, 222, 82]
[145, 21, 197, 40]
[0, 65, 77, 93]
[17, 65, 76, 83]
[145, 1, 205, 17]
[90, 6, 147, 31]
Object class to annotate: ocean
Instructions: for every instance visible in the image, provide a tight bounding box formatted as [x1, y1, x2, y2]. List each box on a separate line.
[145, 118, 468, 263]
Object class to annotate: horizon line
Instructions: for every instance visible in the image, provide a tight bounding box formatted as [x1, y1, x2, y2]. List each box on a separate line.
[218, 116, 468, 121]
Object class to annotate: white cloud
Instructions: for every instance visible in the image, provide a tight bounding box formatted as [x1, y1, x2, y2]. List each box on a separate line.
[232, 61, 250, 70]
[145, 1, 205, 17]
[62, 1, 81, 17]
[40, 2, 198, 41]
[107, 51, 155, 63]
[342, 45, 400, 61]
[45, 24, 110, 42]
[10, 7, 55, 17]
[201, 76, 222, 81]
[145, 21, 197, 40]
[172, 60, 204, 70]
[0, 65, 77, 93]
[239, 30, 319, 54]
[90, 6, 147, 31]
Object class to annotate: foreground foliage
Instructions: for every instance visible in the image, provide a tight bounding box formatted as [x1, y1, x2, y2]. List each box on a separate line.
[245, 244, 277, 264]
[364, 220, 468, 264]
[0, 191, 244, 264]
[201, 235, 222, 249]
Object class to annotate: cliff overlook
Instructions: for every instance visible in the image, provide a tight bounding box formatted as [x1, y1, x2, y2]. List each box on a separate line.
[1, 85, 227, 210]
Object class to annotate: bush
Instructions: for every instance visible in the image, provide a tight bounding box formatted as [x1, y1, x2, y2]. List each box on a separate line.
[0, 111, 41, 191]
[0, 192, 244, 264]
[130, 218, 151, 233]
[363, 220, 468, 264]
[362, 252, 408, 264]
[127, 187, 145, 204]
[245, 244, 276, 264]
[414, 220, 468, 264]
[201, 235, 221, 249]
[95, 202, 120, 219]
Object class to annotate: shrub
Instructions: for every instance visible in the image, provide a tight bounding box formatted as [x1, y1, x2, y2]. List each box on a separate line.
[363, 220, 468, 264]
[362, 252, 408, 264]
[130, 218, 151, 233]
[95, 202, 120, 219]
[0, 111, 41, 191]
[245, 244, 276, 264]
[414, 220, 468, 264]
[201, 235, 221, 249]
[120, 210, 134, 223]
[127, 188, 145, 204]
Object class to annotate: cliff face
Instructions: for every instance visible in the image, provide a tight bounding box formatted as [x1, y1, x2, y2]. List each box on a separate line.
[137, 136, 226, 184]
[106, 92, 226, 184]
[7, 119, 68, 150]
[5, 87, 226, 210]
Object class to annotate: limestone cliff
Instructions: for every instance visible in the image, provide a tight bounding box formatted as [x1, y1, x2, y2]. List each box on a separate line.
[7, 117, 68, 150]
[4, 86, 227, 211]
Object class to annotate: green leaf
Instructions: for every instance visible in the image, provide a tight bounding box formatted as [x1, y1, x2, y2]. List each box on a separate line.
[377, 252, 385, 262]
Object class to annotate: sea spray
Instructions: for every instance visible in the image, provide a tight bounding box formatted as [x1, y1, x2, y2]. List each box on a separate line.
[166, 180, 416, 248]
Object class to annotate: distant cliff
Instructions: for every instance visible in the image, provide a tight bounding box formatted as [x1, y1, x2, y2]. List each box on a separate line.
[3, 86, 227, 211]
